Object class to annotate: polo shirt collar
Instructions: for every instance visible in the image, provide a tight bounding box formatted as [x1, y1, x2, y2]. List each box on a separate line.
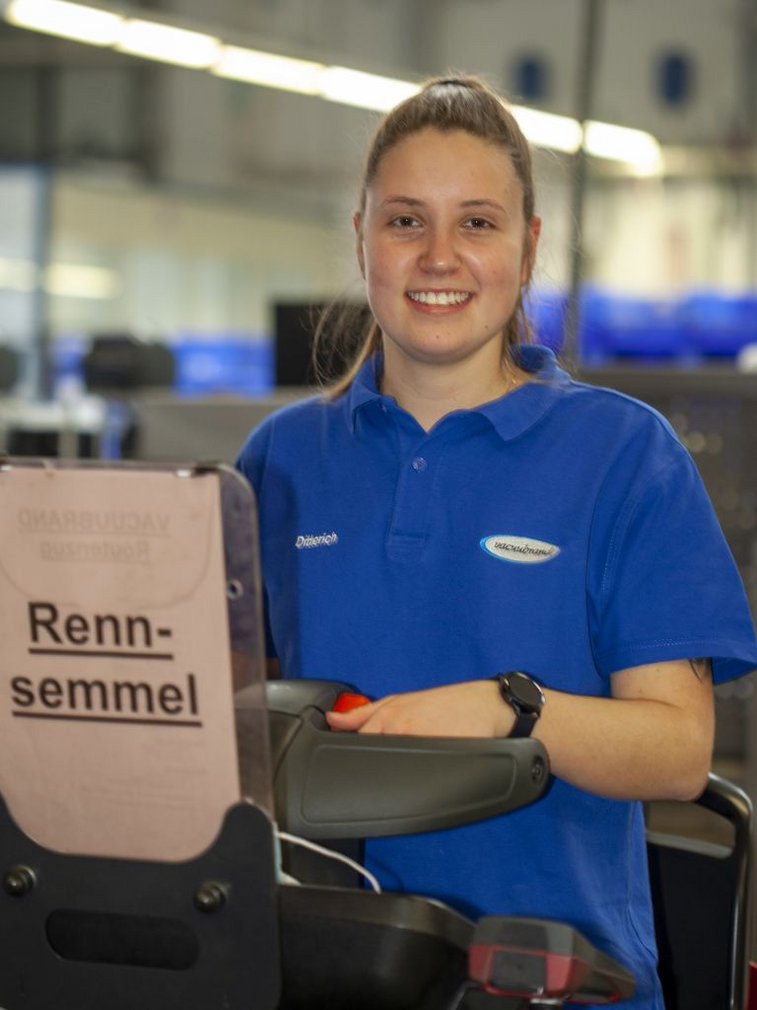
[345, 345, 570, 443]
[346, 354, 385, 421]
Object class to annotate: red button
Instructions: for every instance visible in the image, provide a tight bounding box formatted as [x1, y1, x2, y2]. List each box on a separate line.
[332, 692, 371, 713]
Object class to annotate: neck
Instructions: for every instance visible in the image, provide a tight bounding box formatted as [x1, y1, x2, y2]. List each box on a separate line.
[381, 348, 524, 431]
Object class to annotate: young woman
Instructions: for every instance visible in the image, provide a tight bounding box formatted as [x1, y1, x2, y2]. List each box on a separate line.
[237, 76, 757, 1008]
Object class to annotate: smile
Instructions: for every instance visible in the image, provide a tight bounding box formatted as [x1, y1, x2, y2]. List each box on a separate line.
[407, 290, 472, 306]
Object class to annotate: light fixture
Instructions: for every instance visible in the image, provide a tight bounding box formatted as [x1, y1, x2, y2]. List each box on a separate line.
[5, 0, 122, 46]
[1, 0, 662, 169]
[584, 121, 662, 174]
[117, 18, 220, 69]
[0, 256, 119, 299]
[44, 262, 120, 300]
[511, 105, 582, 155]
[320, 67, 419, 113]
[214, 46, 324, 95]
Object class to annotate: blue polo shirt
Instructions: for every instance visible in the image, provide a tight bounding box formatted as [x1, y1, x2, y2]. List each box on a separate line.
[236, 346, 757, 1009]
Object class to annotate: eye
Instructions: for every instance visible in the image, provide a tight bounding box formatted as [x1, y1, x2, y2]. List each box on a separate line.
[464, 216, 494, 230]
[390, 215, 421, 229]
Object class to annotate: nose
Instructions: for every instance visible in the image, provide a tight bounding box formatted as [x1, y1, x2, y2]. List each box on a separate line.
[419, 226, 459, 274]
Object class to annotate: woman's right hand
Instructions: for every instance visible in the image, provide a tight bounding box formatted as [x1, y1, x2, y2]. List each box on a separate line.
[325, 680, 510, 738]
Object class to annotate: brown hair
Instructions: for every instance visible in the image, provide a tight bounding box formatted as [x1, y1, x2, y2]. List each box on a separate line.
[315, 75, 537, 396]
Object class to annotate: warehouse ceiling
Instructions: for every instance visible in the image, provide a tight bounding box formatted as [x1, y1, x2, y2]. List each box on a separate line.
[0, 0, 756, 207]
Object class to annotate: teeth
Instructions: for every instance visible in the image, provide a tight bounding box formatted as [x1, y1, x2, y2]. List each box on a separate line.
[408, 291, 471, 306]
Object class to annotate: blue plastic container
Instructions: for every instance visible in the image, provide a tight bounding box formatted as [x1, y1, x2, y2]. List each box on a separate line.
[51, 334, 87, 396]
[678, 292, 757, 359]
[578, 288, 688, 365]
[171, 336, 273, 396]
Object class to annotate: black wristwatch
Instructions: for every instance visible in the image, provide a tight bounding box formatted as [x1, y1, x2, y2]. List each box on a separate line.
[495, 671, 545, 738]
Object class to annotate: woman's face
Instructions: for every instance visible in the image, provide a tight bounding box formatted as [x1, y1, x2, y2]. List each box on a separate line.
[355, 127, 540, 381]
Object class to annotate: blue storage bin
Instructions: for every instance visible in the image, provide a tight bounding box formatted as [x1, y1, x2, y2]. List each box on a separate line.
[679, 292, 757, 359]
[51, 334, 87, 396]
[578, 289, 688, 364]
[171, 336, 273, 396]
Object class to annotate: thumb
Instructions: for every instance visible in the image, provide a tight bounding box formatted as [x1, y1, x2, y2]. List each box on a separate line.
[325, 702, 376, 731]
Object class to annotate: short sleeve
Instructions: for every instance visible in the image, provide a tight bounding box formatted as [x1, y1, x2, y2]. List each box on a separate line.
[589, 446, 757, 683]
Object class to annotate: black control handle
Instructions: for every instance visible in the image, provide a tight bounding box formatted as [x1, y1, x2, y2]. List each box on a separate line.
[267, 681, 550, 840]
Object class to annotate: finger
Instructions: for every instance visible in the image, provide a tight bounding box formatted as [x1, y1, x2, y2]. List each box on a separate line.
[325, 705, 375, 731]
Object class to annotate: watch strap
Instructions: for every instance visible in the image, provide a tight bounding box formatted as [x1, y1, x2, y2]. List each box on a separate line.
[494, 672, 543, 738]
[508, 708, 539, 738]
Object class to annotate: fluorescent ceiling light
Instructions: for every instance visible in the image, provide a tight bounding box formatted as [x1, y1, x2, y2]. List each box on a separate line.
[584, 120, 662, 173]
[215, 46, 324, 95]
[5, 0, 122, 45]
[1, 3, 662, 167]
[0, 257, 119, 299]
[44, 262, 120, 299]
[512, 104, 662, 171]
[320, 67, 419, 112]
[117, 19, 220, 69]
[512, 105, 582, 155]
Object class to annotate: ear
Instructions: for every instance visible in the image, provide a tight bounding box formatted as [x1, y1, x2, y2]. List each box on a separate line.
[353, 211, 366, 278]
[521, 215, 542, 287]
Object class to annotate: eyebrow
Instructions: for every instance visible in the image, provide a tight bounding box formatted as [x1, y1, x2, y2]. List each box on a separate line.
[460, 199, 508, 212]
[380, 196, 507, 213]
[380, 196, 423, 209]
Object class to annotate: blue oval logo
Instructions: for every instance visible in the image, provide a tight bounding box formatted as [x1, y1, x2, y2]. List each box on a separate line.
[480, 534, 560, 564]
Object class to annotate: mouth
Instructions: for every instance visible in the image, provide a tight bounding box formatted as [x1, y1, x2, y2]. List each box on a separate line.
[406, 290, 473, 307]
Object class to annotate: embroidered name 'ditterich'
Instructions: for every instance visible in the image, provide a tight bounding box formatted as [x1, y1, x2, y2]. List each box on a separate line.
[295, 532, 339, 549]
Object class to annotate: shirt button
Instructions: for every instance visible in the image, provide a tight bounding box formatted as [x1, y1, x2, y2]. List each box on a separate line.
[411, 457, 428, 472]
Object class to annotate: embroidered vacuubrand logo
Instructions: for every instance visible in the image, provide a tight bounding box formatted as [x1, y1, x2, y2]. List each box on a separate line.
[480, 534, 560, 565]
[295, 532, 339, 550]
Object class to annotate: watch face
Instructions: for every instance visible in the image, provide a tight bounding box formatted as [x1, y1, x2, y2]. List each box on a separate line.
[505, 672, 544, 713]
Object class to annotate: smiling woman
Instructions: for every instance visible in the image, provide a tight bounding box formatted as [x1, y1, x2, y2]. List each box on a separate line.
[319, 77, 541, 413]
[235, 75, 757, 1010]
[354, 127, 541, 424]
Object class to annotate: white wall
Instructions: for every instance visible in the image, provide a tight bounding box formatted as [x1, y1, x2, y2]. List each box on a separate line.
[585, 176, 757, 295]
[48, 175, 357, 339]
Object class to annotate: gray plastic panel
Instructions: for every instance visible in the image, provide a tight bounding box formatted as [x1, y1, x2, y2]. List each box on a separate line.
[267, 684, 549, 840]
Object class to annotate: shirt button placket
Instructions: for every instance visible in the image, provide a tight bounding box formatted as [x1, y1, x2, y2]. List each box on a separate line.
[386, 451, 433, 558]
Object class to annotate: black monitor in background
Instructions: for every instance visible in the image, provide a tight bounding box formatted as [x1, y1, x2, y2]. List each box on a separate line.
[83, 334, 176, 394]
[273, 301, 371, 387]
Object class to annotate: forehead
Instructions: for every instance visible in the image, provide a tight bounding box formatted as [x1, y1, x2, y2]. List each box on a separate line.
[368, 127, 521, 202]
